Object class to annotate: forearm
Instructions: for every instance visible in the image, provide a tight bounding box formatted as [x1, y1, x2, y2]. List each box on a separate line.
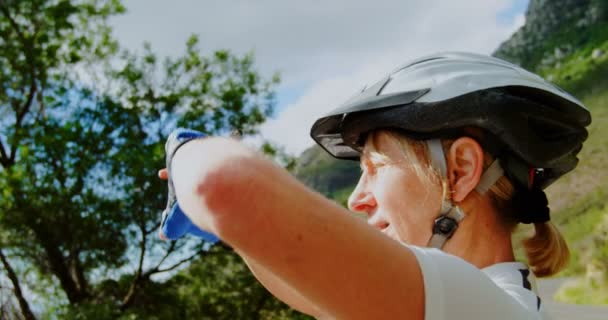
[239, 252, 326, 317]
[170, 137, 254, 234]
[171, 137, 424, 320]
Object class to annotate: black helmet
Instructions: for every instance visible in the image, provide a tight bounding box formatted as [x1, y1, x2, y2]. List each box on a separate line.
[310, 52, 591, 190]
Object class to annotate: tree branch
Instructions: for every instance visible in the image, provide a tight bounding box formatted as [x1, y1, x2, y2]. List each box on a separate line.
[0, 139, 8, 168]
[143, 245, 230, 278]
[150, 241, 176, 272]
[9, 80, 37, 164]
[68, 248, 89, 297]
[15, 78, 37, 124]
[120, 221, 147, 309]
[0, 2, 28, 46]
[0, 2, 39, 165]
[135, 234, 147, 279]
[0, 249, 36, 320]
[146, 250, 202, 276]
[144, 221, 161, 235]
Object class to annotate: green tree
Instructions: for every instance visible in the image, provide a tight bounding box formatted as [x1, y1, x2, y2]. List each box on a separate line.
[0, 0, 298, 318]
[154, 244, 312, 320]
[0, 0, 123, 317]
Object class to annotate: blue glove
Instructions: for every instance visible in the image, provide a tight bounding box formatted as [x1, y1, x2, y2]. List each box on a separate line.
[160, 128, 220, 243]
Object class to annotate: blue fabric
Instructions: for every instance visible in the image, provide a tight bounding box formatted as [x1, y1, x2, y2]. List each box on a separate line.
[160, 128, 220, 243]
[161, 203, 220, 243]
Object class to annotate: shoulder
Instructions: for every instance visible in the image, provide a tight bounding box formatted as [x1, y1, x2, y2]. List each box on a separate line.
[406, 245, 549, 320]
[482, 262, 550, 317]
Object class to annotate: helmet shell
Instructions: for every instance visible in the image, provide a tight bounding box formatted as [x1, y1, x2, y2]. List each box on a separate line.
[310, 52, 591, 189]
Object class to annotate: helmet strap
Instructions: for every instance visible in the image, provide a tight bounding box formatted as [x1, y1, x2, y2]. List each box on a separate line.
[475, 160, 504, 195]
[425, 139, 505, 249]
[425, 139, 464, 249]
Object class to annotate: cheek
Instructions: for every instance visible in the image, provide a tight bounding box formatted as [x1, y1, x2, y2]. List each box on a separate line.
[384, 171, 442, 244]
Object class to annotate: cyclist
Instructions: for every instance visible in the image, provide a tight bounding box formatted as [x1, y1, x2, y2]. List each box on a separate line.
[159, 52, 590, 319]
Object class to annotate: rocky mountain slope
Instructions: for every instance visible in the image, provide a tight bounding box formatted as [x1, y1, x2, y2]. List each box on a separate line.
[494, 0, 607, 70]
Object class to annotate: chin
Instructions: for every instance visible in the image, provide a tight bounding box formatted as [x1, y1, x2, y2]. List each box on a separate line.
[383, 227, 400, 242]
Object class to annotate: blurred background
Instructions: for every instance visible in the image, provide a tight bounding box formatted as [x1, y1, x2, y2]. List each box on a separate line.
[0, 0, 606, 319]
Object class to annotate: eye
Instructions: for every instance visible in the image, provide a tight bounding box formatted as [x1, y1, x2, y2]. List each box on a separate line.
[362, 159, 384, 175]
[360, 160, 373, 174]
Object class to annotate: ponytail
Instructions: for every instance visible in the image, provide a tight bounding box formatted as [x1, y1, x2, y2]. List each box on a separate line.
[486, 160, 570, 278]
[522, 222, 570, 277]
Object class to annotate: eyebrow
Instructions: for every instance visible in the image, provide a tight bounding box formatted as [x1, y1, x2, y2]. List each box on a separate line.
[359, 156, 370, 172]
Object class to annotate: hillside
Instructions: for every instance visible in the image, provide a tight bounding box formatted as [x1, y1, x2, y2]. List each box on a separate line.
[495, 0, 608, 304]
[494, 0, 607, 71]
[293, 146, 359, 205]
[294, 0, 608, 303]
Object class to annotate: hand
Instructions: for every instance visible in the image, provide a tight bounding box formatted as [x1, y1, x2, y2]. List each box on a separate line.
[158, 128, 220, 243]
[158, 168, 220, 243]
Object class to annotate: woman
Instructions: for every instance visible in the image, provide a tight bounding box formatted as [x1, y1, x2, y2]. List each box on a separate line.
[159, 52, 591, 319]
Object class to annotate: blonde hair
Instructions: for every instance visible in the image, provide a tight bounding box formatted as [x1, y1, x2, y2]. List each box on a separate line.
[364, 129, 569, 277]
[363, 130, 448, 201]
[488, 168, 570, 277]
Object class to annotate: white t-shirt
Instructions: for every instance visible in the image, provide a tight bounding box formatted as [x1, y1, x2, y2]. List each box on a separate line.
[408, 245, 551, 320]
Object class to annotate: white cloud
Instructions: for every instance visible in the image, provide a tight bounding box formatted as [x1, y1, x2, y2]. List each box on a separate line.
[112, 0, 527, 155]
[512, 13, 527, 31]
[254, 63, 393, 154]
[255, 1, 526, 155]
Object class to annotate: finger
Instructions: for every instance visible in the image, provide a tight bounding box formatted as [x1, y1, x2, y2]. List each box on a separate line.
[158, 168, 168, 180]
[159, 229, 167, 241]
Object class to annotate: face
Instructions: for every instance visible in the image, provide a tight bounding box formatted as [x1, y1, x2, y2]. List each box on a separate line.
[347, 132, 443, 246]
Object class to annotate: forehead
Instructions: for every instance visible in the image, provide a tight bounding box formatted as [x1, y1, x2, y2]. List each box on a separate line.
[360, 133, 405, 163]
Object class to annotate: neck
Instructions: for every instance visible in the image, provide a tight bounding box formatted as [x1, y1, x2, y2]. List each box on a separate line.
[442, 198, 515, 269]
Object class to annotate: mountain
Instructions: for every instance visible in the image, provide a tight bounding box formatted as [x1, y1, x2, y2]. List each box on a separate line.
[293, 145, 359, 205]
[494, 0, 607, 71]
[294, 0, 608, 303]
[494, 0, 608, 96]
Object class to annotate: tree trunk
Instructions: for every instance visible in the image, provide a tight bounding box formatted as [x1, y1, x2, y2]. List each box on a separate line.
[40, 238, 88, 304]
[69, 251, 89, 295]
[27, 217, 88, 304]
[120, 230, 147, 311]
[120, 275, 142, 311]
[17, 192, 89, 304]
[0, 248, 36, 320]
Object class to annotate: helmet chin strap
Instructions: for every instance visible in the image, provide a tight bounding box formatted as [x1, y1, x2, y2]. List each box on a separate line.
[425, 139, 504, 249]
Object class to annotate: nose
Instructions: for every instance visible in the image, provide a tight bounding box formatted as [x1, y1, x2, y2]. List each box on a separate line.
[347, 177, 376, 215]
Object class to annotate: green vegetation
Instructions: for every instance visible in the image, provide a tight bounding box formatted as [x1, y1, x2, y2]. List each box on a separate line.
[540, 36, 608, 96]
[294, 146, 360, 198]
[0, 1, 298, 319]
[52, 245, 311, 319]
[331, 186, 356, 208]
[511, 60, 608, 302]
[528, 20, 608, 74]
[555, 278, 608, 305]
[544, 62, 608, 276]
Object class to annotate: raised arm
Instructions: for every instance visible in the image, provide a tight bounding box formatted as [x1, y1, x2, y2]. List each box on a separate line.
[171, 137, 425, 320]
[239, 252, 326, 317]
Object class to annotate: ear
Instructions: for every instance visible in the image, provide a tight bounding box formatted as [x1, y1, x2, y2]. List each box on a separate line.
[446, 137, 484, 203]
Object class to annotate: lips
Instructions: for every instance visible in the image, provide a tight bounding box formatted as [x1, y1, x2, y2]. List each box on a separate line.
[369, 219, 390, 232]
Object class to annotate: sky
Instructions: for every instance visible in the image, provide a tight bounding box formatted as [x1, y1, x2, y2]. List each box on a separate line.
[111, 0, 529, 155]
